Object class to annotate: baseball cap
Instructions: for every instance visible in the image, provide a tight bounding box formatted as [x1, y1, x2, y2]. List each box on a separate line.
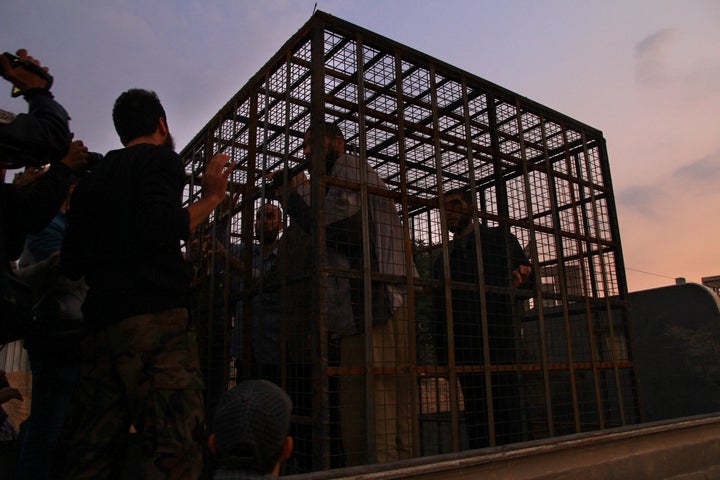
[212, 379, 293, 473]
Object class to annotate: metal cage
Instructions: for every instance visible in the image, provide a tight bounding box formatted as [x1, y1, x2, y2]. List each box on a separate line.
[180, 10, 639, 473]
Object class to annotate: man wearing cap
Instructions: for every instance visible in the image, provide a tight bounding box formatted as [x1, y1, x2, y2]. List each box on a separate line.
[209, 380, 294, 478]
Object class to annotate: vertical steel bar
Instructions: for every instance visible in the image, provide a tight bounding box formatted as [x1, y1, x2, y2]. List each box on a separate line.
[240, 93, 259, 382]
[535, 116, 559, 437]
[571, 150, 606, 430]
[353, 32, 378, 465]
[429, 61, 460, 453]
[202, 123, 218, 414]
[484, 91, 509, 446]
[219, 97, 241, 394]
[597, 136, 641, 423]
[512, 101, 550, 440]
[279, 52, 292, 391]
[578, 131, 627, 426]
[394, 48, 421, 458]
[558, 124, 585, 433]
[568, 147, 607, 428]
[310, 18, 330, 470]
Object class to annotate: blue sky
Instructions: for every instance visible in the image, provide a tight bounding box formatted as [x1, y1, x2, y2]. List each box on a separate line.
[2, 0, 718, 292]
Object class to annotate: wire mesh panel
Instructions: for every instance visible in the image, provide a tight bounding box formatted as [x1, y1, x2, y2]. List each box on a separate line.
[180, 10, 638, 473]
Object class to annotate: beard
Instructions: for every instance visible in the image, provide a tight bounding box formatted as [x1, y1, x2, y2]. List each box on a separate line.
[447, 214, 471, 234]
[255, 225, 280, 244]
[261, 228, 279, 244]
[163, 131, 176, 151]
[324, 147, 342, 174]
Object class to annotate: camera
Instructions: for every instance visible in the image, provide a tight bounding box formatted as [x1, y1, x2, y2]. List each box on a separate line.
[76, 151, 103, 177]
[1, 52, 54, 97]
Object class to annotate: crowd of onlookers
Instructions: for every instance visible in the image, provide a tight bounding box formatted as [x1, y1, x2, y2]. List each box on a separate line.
[0, 49, 288, 480]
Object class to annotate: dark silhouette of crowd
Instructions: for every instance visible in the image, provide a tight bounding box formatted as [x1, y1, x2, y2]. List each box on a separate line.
[0, 49, 237, 480]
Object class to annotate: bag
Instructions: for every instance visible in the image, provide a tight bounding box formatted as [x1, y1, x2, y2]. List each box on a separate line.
[0, 265, 34, 344]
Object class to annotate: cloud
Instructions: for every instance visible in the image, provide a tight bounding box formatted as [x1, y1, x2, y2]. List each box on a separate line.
[673, 149, 720, 189]
[635, 28, 677, 86]
[618, 147, 720, 221]
[616, 184, 665, 220]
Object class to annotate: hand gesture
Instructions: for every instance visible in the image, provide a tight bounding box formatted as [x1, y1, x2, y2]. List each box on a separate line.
[201, 153, 236, 204]
[266, 168, 307, 198]
[13, 166, 45, 186]
[187, 153, 238, 235]
[0, 386, 23, 404]
[512, 264, 532, 288]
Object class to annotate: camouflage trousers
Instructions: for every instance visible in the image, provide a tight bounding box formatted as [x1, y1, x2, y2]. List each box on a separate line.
[63, 308, 206, 479]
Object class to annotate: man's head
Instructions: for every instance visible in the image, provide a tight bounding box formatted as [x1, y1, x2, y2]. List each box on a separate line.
[255, 203, 282, 244]
[112, 89, 174, 149]
[443, 187, 475, 235]
[303, 121, 345, 166]
[209, 380, 293, 476]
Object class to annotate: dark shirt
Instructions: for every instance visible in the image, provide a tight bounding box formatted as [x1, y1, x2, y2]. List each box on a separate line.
[1, 162, 73, 262]
[229, 242, 281, 366]
[62, 143, 191, 326]
[433, 225, 534, 365]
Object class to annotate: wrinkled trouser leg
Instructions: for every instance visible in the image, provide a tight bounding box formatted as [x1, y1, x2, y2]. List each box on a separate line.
[64, 309, 205, 480]
[340, 307, 413, 466]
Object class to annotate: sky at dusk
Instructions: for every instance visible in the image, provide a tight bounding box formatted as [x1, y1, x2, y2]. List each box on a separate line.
[2, 0, 718, 293]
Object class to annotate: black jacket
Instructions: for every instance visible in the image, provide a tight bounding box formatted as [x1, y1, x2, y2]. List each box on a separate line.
[1, 90, 72, 266]
[433, 225, 535, 365]
[0, 90, 72, 168]
[62, 143, 191, 326]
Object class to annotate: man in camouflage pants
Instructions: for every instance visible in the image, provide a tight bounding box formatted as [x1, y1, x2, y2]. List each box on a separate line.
[61, 89, 235, 479]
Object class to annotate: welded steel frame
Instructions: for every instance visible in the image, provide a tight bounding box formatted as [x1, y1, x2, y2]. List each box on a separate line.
[180, 10, 639, 471]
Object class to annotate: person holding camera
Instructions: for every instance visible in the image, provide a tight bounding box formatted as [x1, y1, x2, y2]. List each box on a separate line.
[0, 49, 70, 164]
[0, 49, 87, 344]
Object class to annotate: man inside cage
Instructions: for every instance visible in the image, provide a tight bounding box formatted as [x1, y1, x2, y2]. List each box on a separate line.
[269, 121, 415, 466]
[433, 187, 535, 450]
[229, 202, 283, 386]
